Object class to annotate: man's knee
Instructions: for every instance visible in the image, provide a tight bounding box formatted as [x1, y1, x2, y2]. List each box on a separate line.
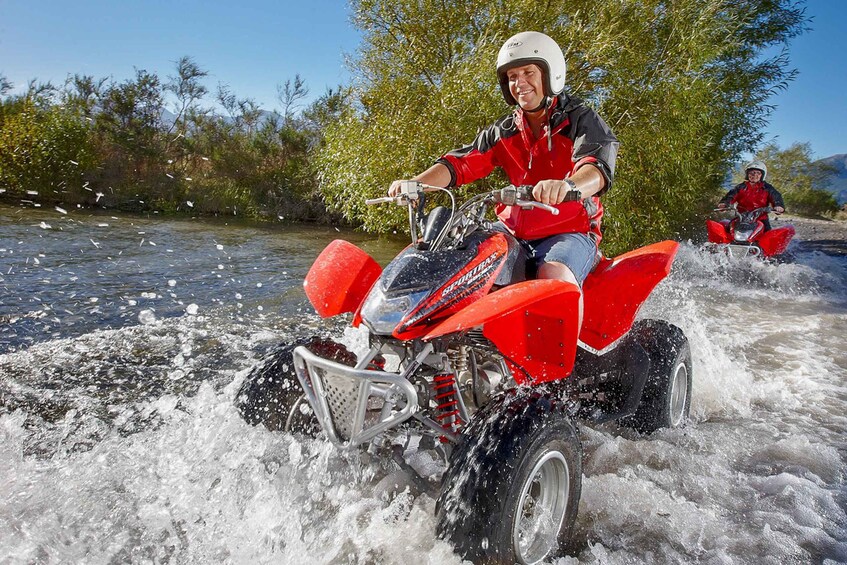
[538, 261, 579, 286]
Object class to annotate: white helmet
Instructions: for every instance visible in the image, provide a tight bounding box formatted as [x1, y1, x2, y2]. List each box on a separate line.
[745, 160, 767, 181]
[496, 31, 566, 105]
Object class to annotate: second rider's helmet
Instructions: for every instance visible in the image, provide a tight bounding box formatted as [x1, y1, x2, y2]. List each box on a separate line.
[496, 31, 567, 105]
[745, 160, 768, 181]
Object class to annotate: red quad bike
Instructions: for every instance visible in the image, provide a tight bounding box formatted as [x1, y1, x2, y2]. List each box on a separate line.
[705, 205, 795, 259]
[236, 182, 692, 564]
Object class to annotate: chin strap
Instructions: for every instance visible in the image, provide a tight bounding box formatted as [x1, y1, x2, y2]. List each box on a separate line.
[525, 95, 552, 114]
[521, 95, 555, 150]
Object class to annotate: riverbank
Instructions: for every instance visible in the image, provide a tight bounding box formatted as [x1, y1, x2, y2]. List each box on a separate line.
[776, 214, 847, 256]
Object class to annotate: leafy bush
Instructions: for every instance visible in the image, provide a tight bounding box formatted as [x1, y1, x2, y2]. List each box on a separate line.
[0, 97, 96, 199]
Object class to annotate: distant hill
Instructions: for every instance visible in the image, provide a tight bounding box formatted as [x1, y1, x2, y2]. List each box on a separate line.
[815, 153, 847, 205]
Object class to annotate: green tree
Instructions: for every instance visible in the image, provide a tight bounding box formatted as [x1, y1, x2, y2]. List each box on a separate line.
[318, 0, 807, 252]
[302, 87, 349, 145]
[0, 75, 14, 126]
[96, 69, 164, 156]
[62, 74, 108, 120]
[166, 56, 209, 136]
[278, 74, 309, 126]
[90, 68, 166, 207]
[735, 142, 838, 216]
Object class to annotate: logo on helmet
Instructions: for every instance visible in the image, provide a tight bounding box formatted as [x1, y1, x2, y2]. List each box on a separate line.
[506, 41, 523, 49]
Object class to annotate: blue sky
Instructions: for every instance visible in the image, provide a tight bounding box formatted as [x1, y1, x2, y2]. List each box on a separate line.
[1, 0, 844, 159]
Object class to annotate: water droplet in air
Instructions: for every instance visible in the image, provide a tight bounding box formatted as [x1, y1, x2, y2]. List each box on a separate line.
[138, 310, 156, 324]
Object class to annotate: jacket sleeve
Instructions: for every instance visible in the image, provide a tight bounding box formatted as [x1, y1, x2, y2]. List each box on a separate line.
[436, 124, 501, 188]
[719, 183, 744, 206]
[765, 183, 785, 208]
[566, 105, 619, 195]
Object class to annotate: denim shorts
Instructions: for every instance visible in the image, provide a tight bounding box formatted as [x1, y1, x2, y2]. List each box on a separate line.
[526, 232, 598, 285]
[491, 223, 598, 285]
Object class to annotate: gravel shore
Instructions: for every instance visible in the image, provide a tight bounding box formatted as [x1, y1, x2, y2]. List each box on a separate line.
[775, 214, 847, 256]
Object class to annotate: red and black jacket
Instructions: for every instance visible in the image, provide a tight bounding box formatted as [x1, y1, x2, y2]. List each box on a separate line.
[719, 181, 785, 218]
[436, 93, 619, 242]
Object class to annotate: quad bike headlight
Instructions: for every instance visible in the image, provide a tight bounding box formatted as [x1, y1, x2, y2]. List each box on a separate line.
[360, 284, 428, 335]
[734, 229, 753, 242]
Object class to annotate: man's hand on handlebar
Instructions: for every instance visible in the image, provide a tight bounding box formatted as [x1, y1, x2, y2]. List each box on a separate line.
[532, 179, 581, 205]
[493, 185, 559, 215]
[774, 206, 785, 214]
[388, 180, 411, 197]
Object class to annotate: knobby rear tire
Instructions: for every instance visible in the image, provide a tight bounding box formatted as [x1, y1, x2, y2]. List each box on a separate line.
[622, 320, 692, 433]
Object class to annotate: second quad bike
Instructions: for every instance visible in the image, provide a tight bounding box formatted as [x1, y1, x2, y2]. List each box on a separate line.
[705, 205, 795, 259]
[237, 182, 693, 564]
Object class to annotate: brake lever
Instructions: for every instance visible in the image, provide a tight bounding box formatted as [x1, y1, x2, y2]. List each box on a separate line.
[524, 200, 560, 215]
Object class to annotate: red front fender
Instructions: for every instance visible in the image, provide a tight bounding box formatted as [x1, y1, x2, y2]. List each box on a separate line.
[706, 219, 732, 243]
[303, 239, 382, 318]
[424, 279, 581, 385]
[757, 225, 795, 257]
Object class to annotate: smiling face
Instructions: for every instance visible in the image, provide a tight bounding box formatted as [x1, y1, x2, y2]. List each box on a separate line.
[746, 169, 763, 182]
[506, 63, 546, 111]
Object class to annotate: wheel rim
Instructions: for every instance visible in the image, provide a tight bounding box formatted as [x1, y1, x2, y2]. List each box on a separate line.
[512, 450, 570, 564]
[284, 394, 315, 433]
[669, 361, 688, 427]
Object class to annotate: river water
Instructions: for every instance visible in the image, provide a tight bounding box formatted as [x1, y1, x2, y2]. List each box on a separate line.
[1, 203, 845, 564]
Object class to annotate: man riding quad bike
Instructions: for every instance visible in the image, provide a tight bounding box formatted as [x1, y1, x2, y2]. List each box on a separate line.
[706, 160, 795, 259]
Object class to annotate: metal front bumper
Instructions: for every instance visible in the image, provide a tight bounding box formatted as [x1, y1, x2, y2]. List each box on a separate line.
[292, 345, 420, 448]
[725, 244, 761, 258]
[705, 242, 761, 258]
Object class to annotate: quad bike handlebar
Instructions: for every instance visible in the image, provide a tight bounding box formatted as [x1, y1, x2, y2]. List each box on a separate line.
[367, 182, 560, 248]
[367, 181, 558, 214]
[365, 180, 445, 205]
[714, 204, 773, 217]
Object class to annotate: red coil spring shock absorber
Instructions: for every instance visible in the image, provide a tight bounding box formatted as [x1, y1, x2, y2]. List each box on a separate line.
[433, 373, 464, 441]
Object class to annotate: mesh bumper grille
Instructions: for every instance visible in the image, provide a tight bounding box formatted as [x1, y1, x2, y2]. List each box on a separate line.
[292, 346, 420, 448]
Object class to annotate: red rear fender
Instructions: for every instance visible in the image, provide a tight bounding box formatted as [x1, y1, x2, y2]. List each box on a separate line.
[425, 280, 581, 384]
[580, 240, 679, 351]
[304, 240, 382, 318]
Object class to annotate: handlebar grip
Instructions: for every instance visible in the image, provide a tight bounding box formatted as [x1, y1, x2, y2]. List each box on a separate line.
[495, 185, 534, 205]
[493, 185, 560, 214]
